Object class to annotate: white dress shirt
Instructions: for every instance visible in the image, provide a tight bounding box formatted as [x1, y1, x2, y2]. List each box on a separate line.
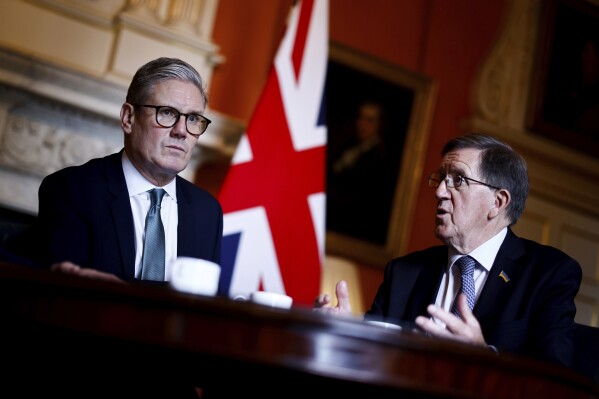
[433, 228, 508, 325]
[121, 152, 178, 280]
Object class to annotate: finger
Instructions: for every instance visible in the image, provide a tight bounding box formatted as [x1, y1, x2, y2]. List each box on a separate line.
[335, 280, 352, 313]
[313, 294, 331, 308]
[428, 304, 461, 333]
[441, 295, 472, 336]
[455, 294, 486, 345]
[50, 261, 80, 274]
[415, 314, 452, 337]
[425, 303, 461, 330]
[451, 294, 477, 331]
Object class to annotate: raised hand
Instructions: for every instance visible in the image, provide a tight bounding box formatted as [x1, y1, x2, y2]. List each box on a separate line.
[415, 293, 487, 347]
[313, 280, 353, 316]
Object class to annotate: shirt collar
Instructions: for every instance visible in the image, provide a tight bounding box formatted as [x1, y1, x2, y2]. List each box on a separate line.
[121, 151, 177, 201]
[448, 227, 508, 272]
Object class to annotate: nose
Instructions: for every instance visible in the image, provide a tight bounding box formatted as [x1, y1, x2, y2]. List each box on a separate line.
[435, 179, 450, 199]
[170, 116, 187, 138]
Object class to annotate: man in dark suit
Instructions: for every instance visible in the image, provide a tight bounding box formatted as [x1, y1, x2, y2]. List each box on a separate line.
[315, 133, 582, 369]
[35, 57, 223, 286]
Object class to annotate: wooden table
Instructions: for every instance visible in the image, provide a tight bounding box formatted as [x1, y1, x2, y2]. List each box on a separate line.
[0, 262, 597, 398]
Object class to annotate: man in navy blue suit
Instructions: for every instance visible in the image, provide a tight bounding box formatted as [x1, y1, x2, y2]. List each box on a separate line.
[315, 133, 582, 369]
[36, 57, 223, 285]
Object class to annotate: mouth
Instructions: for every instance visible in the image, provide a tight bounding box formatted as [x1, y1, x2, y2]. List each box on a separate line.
[436, 207, 448, 215]
[436, 206, 451, 219]
[165, 144, 187, 153]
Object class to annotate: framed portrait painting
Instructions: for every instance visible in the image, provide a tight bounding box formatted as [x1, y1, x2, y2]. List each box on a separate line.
[325, 42, 437, 267]
[527, 0, 599, 158]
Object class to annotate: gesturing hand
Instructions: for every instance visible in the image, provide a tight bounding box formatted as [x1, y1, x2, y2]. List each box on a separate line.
[313, 280, 353, 316]
[414, 293, 487, 347]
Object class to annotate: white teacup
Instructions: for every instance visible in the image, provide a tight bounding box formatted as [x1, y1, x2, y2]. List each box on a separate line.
[169, 257, 220, 296]
[249, 291, 293, 309]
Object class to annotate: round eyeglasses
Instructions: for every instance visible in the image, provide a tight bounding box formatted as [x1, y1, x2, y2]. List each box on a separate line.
[428, 172, 501, 190]
[133, 104, 211, 137]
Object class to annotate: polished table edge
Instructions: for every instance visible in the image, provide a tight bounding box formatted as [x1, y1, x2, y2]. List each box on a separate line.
[0, 261, 597, 398]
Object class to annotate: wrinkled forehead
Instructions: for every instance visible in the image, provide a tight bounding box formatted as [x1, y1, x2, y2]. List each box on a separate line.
[439, 148, 481, 175]
[148, 79, 205, 111]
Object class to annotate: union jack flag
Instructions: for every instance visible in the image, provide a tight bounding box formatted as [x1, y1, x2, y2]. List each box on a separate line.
[217, 0, 328, 306]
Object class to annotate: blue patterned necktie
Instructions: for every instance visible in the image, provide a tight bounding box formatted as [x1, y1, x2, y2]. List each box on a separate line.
[140, 188, 166, 281]
[451, 255, 476, 318]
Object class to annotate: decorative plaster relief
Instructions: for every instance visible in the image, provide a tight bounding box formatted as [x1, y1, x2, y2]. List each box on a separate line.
[471, 0, 540, 129]
[0, 114, 121, 177]
[464, 0, 599, 220]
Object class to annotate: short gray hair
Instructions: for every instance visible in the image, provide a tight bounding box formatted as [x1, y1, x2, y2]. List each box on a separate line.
[125, 57, 207, 107]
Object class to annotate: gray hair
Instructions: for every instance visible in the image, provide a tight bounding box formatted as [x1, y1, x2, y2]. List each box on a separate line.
[442, 133, 529, 225]
[125, 57, 207, 107]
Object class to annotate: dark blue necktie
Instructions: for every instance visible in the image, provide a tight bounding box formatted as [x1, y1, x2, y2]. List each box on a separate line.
[451, 255, 476, 318]
[141, 188, 166, 281]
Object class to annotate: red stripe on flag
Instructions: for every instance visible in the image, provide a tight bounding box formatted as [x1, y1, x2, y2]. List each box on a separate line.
[292, 0, 314, 80]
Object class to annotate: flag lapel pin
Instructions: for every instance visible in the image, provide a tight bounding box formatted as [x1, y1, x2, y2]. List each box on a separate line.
[499, 271, 510, 283]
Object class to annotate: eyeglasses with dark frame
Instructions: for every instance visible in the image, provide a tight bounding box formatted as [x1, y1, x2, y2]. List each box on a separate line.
[428, 172, 501, 190]
[133, 104, 211, 137]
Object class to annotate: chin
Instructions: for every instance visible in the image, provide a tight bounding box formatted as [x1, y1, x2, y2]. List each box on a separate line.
[162, 156, 188, 170]
[434, 227, 448, 241]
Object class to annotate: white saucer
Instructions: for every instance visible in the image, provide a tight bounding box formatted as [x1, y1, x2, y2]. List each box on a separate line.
[365, 320, 403, 330]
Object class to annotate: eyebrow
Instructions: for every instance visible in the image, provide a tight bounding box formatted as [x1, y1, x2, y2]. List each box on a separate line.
[159, 104, 204, 115]
[438, 167, 465, 175]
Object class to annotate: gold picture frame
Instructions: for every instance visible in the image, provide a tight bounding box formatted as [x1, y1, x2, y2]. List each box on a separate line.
[325, 42, 437, 267]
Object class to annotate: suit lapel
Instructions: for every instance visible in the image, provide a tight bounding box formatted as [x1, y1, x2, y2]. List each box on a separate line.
[175, 177, 195, 258]
[474, 229, 525, 320]
[402, 247, 447, 320]
[410, 262, 445, 319]
[106, 152, 136, 279]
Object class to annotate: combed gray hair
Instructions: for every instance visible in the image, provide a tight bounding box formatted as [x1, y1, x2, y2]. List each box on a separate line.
[125, 57, 207, 107]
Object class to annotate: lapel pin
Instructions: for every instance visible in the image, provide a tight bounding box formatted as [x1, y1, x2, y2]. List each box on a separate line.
[499, 270, 510, 283]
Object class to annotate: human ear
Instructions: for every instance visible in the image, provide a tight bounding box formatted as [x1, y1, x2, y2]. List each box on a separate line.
[489, 189, 510, 219]
[120, 103, 134, 134]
